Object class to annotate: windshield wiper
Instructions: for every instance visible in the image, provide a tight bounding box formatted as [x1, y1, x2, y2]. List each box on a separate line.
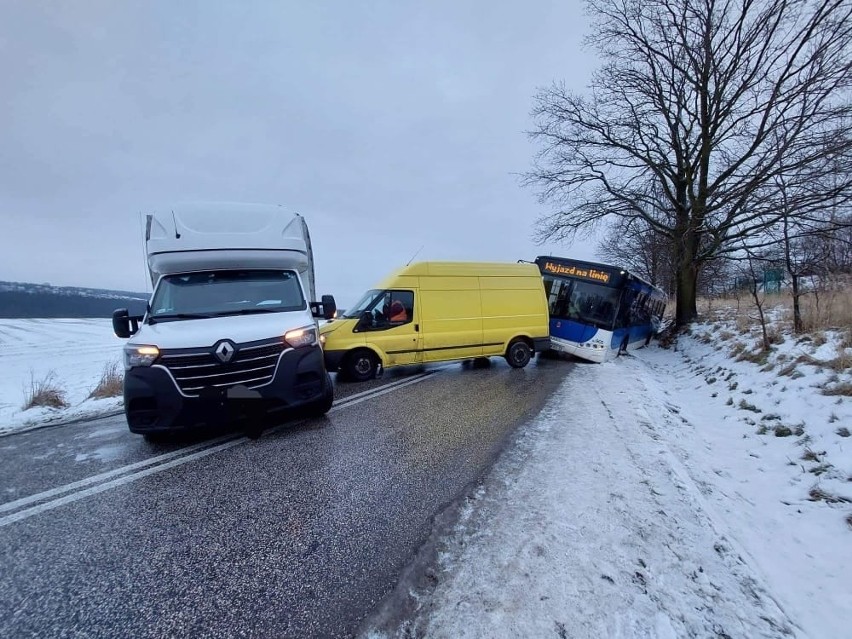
[149, 313, 215, 323]
[213, 308, 282, 317]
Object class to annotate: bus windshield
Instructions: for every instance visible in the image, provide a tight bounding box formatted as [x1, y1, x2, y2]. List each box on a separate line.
[544, 276, 621, 329]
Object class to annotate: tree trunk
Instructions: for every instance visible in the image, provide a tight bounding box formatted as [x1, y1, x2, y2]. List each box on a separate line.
[674, 226, 699, 327]
[751, 278, 770, 351]
[675, 262, 698, 326]
[791, 273, 802, 334]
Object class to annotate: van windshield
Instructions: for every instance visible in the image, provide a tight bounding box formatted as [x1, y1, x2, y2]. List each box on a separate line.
[149, 270, 305, 322]
[342, 290, 382, 318]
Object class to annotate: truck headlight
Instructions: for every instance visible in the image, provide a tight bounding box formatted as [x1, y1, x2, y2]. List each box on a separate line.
[124, 345, 160, 369]
[284, 326, 318, 349]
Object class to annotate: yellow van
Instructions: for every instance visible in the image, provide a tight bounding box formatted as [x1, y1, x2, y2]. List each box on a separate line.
[319, 261, 551, 381]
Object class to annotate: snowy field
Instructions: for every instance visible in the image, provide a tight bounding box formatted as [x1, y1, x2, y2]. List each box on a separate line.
[368, 312, 851, 639]
[0, 319, 125, 435]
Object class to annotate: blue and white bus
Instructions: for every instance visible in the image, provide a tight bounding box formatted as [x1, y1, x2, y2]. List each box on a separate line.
[534, 256, 667, 363]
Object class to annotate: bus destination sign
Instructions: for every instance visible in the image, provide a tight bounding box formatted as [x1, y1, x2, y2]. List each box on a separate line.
[541, 261, 612, 285]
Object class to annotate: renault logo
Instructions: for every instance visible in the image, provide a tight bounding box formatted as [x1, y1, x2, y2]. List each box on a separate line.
[214, 340, 236, 363]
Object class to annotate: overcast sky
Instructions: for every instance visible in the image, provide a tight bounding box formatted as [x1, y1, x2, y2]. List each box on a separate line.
[0, 1, 597, 307]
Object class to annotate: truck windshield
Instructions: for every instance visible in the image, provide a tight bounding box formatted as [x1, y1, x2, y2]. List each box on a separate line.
[149, 270, 305, 322]
[342, 290, 382, 318]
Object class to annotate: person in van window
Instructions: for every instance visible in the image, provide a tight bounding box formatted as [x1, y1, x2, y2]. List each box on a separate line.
[389, 300, 408, 323]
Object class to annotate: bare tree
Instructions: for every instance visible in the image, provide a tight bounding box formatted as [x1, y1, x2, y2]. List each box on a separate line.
[740, 251, 773, 352]
[760, 127, 852, 331]
[597, 215, 735, 301]
[825, 219, 852, 272]
[526, 0, 852, 327]
[597, 217, 674, 292]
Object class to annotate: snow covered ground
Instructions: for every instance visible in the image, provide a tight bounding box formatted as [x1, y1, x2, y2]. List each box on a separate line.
[0, 319, 125, 435]
[367, 310, 851, 639]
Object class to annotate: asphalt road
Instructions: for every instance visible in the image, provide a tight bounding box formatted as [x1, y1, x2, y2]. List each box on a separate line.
[0, 356, 568, 638]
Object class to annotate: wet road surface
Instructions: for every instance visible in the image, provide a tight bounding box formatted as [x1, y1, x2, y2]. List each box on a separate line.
[0, 357, 568, 638]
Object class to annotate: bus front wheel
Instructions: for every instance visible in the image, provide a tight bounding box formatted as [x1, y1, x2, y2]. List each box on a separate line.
[506, 340, 532, 368]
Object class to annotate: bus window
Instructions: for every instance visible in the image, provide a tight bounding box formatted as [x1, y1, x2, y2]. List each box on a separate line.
[615, 289, 635, 329]
[545, 277, 573, 319]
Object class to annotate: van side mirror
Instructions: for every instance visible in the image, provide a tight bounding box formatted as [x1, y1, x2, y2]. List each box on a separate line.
[355, 311, 373, 331]
[112, 308, 141, 338]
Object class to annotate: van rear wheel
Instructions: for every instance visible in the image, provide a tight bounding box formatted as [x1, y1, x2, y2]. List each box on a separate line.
[344, 350, 378, 382]
[505, 340, 532, 368]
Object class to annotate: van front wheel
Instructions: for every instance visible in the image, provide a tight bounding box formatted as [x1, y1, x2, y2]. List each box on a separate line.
[344, 350, 378, 382]
[505, 340, 532, 368]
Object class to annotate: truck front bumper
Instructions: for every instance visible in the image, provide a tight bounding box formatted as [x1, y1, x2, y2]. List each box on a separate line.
[123, 345, 328, 433]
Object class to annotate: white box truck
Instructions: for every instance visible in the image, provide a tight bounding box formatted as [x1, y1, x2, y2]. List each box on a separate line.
[111, 203, 336, 437]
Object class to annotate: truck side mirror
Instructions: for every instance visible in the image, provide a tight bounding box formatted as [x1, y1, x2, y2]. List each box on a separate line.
[321, 295, 336, 320]
[311, 295, 337, 320]
[113, 308, 133, 338]
[113, 308, 142, 338]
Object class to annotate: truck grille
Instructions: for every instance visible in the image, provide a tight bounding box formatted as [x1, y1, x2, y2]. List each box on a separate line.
[158, 338, 287, 396]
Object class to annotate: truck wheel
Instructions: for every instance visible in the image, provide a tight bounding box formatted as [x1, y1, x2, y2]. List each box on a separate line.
[308, 373, 334, 416]
[505, 340, 532, 368]
[345, 350, 378, 382]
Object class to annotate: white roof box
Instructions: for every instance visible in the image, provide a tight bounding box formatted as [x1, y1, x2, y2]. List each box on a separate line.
[145, 202, 315, 300]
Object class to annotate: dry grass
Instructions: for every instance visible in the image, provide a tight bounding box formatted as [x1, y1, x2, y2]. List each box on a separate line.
[766, 328, 784, 345]
[739, 399, 762, 413]
[810, 463, 833, 476]
[838, 427, 851, 438]
[729, 342, 747, 358]
[824, 352, 852, 374]
[705, 282, 852, 333]
[847, 514, 852, 531]
[808, 487, 852, 504]
[734, 314, 751, 333]
[802, 448, 824, 462]
[735, 349, 770, 365]
[88, 362, 123, 400]
[22, 371, 68, 410]
[797, 285, 852, 332]
[791, 352, 851, 376]
[778, 362, 799, 377]
[822, 382, 852, 397]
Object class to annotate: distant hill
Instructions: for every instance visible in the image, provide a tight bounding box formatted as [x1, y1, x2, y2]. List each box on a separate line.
[0, 281, 149, 319]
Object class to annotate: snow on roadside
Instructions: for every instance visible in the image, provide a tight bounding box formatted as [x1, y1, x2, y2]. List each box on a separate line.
[638, 316, 852, 638]
[0, 319, 125, 435]
[366, 317, 850, 639]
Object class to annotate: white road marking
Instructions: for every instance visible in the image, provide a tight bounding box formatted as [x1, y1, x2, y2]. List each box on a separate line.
[0, 371, 436, 528]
